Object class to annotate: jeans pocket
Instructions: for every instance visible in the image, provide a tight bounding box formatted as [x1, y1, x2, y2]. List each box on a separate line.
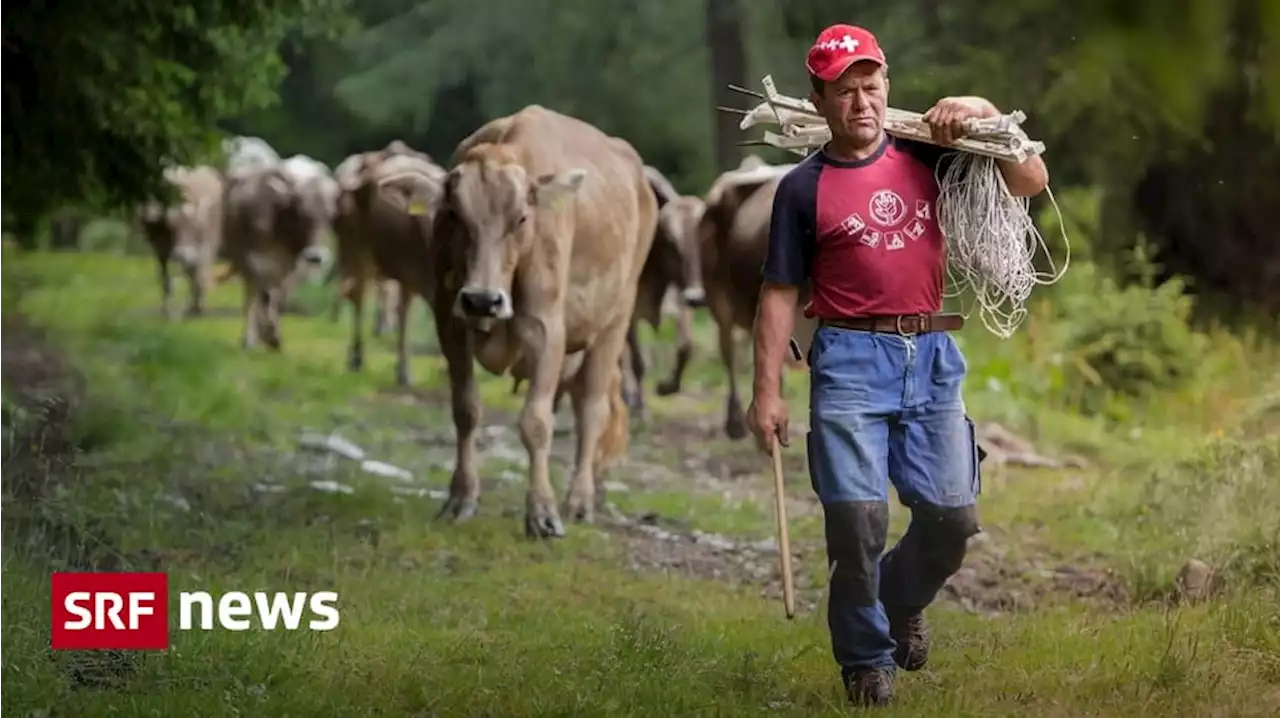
[965, 414, 982, 497]
[807, 327, 827, 370]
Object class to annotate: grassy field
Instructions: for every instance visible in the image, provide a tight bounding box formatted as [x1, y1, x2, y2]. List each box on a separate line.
[3, 247, 1279, 717]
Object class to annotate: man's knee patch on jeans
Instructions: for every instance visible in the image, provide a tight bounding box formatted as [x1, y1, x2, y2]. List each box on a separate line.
[825, 501, 889, 606]
[916, 503, 981, 577]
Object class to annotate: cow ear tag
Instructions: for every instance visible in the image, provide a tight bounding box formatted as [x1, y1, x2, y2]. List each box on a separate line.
[408, 200, 428, 216]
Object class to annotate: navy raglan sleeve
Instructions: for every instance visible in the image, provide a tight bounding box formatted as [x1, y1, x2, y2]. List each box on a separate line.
[761, 169, 817, 287]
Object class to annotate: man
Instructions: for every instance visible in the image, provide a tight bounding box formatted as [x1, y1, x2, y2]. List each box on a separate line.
[745, 23, 1048, 707]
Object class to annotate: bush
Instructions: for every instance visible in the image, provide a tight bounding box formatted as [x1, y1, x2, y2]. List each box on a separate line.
[78, 219, 147, 256]
[1054, 241, 1209, 419]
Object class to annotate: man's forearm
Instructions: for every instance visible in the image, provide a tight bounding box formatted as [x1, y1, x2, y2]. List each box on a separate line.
[997, 154, 1049, 198]
[753, 283, 798, 397]
[961, 95, 1049, 198]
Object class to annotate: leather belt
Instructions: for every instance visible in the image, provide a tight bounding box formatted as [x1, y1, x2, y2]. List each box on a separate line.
[819, 313, 964, 336]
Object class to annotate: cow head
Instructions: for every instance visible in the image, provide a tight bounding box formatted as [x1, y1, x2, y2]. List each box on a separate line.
[337, 142, 438, 216]
[167, 197, 215, 269]
[292, 178, 335, 270]
[443, 143, 587, 321]
[374, 154, 446, 219]
[135, 171, 214, 269]
[252, 168, 331, 270]
[655, 196, 708, 308]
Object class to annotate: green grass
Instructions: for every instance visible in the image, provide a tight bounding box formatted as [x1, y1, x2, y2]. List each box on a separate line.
[3, 248, 1279, 717]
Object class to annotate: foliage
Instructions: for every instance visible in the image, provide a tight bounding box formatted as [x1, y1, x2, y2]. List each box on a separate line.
[1, 0, 352, 240]
[1055, 246, 1209, 420]
[333, 0, 723, 191]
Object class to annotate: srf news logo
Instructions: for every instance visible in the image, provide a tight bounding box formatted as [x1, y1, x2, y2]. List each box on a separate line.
[51, 572, 340, 650]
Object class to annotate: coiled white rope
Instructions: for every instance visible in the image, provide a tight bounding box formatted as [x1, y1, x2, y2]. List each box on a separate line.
[935, 152, 1069, 338]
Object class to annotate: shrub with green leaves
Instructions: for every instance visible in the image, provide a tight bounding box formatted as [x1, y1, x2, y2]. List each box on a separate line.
[1055, 256, 1209, 418]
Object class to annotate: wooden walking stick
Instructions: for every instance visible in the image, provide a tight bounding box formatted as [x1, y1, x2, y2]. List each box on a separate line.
[771, 432, 797, 619]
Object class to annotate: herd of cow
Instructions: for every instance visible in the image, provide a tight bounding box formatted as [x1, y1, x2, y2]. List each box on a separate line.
[135, 104, 817, 538]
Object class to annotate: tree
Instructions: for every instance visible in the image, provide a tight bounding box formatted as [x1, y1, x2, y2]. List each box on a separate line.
[705, 0, 748, 172]
[332, 0, 719, 192]
[2, 0, 352, 246]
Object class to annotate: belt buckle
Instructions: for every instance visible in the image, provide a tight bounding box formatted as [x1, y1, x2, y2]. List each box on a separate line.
[895, 313, 927, 337]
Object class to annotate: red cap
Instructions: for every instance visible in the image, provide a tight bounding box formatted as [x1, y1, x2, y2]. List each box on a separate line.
[805, 24, 887, 82]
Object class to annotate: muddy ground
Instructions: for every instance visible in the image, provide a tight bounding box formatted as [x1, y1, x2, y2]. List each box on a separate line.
[1, 315, 1128, 622]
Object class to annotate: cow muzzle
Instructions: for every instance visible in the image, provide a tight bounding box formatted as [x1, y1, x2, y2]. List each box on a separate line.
[681, 285, 707, 308]
[455, 287, 513, 320]
[301, 246, 330, 267]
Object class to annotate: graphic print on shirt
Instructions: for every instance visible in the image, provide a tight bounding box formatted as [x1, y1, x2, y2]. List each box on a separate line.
[869, 189, 907, 226]
[840, 212, 866, 236]
[760, 136, 950, 318]
[915, 199, 931, 220]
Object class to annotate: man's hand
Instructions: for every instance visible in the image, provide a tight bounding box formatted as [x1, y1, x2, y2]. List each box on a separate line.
[747, 391, 789, 456]
[921, 96, 999, 146]
[923, 95, 1049, 196]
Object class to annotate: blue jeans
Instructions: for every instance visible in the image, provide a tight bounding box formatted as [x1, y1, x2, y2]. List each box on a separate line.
[806, 325, 982, 675]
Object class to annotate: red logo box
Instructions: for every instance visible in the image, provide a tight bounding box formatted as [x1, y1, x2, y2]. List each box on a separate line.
[50, 572, 170, 650]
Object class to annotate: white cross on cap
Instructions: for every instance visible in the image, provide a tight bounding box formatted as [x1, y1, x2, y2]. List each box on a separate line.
[838, 34, 859, 52]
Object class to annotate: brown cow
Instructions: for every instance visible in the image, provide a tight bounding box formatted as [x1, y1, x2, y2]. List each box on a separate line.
[135, 165, 225, 318]
[329, 141, 445, 386]
[660, 161, 818, 439]
[327, 147, 410, 338]
[221, 163, 332, 350]
[385, 105, 657, 538]
[623, 170, 708, 418]
[216, 155, 341, 314]
[520, 165, 705, 419]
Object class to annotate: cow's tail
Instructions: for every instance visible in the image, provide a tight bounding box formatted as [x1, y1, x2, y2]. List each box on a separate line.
[595, 365, 630, 471]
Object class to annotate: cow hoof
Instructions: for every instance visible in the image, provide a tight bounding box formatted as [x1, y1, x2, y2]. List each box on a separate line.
[436, 496, 478, 522]
[525, 509, 566, 539]
[395, 365, 411, 387]
[725, 417, 749, 441]
[565, 492, 596, 524]
[347, 347, 364, 372]
[655, 380, 680, 397]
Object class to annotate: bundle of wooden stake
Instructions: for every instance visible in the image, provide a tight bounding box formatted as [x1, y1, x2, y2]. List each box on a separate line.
[726, 75, 1046, 164]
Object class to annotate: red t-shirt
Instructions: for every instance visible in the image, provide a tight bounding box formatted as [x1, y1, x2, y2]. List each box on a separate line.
[761, 135, 950, 318]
